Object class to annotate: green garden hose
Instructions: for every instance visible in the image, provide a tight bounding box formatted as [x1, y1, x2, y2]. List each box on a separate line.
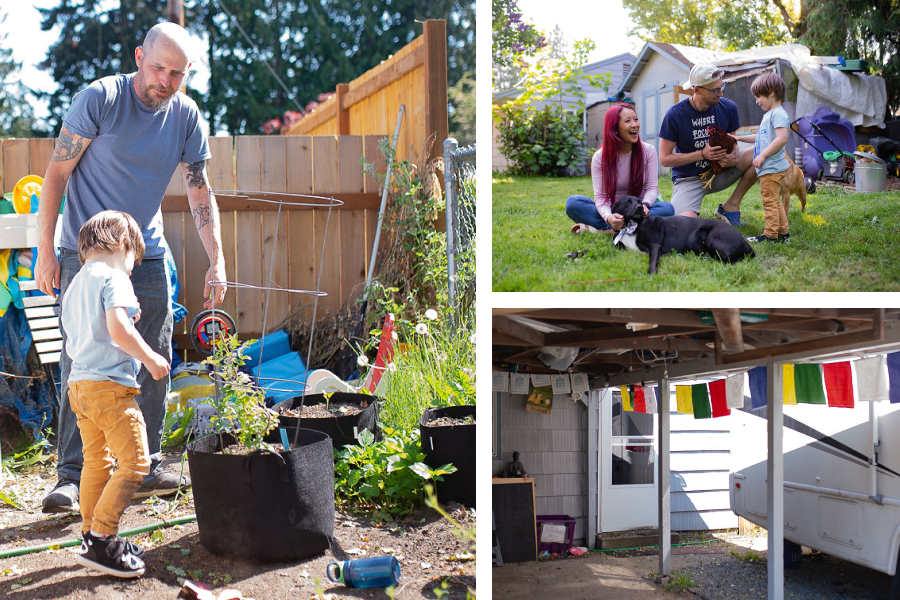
[0, 514, 197, 559]
[588, 536, 736, 552]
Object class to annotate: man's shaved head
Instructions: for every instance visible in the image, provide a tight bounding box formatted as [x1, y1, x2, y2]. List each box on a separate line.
[133, 23, 194, 111]
[142, 22, 193, 61]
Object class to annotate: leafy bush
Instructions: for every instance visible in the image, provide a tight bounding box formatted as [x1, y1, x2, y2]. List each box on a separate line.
[493, 38, 610, 177]
[496, 103, 589, 176]
[334, 427, 456, 521]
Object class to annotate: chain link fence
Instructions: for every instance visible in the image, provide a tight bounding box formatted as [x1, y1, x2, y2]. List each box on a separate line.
[443, 138, 476, 321]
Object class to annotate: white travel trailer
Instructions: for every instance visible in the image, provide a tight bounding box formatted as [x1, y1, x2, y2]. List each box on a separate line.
[731, 396, 900, 581]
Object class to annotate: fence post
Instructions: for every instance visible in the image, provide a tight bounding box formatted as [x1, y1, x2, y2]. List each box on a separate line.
[443, 137, 458, 320]
[425, 20, 449, 165]
[335, 83, 350, 135]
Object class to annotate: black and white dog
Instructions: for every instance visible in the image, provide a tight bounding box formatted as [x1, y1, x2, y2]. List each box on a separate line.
[610, 195, 754, 274]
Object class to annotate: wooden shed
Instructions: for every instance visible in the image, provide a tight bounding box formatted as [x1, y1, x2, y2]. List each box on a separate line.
[618, 42, 801, 176]
[492, 309, 900, 551]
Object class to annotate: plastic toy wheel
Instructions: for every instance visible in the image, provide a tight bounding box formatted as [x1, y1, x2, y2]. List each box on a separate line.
[816, 169, 823, 181]
[189, 310, 237, 355]
[12, 175, 42, 214]
[844, 170, 855, 184]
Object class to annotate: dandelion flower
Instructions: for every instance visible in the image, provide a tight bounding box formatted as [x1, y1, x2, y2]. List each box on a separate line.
[425, 309, 438, 321]
[416, 323, 428, 335]
[357, 355, 370, 367]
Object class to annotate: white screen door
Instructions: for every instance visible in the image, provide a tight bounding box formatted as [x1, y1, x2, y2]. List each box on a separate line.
[600, 387, 658, 532]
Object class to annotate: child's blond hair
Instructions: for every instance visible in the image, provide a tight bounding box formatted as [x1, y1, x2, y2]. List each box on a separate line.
[750, 72, 786, 103]
[77, 210, 145, 265]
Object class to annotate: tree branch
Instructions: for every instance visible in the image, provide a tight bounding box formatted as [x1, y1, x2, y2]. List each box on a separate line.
[769, 0, 795, 35]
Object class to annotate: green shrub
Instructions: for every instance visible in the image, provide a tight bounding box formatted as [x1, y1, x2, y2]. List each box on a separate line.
[496, 103, 589, 176]
[334, 427, 456, 521]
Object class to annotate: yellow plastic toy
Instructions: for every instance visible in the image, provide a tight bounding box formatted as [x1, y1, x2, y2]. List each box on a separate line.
[12, 175, 43, 214]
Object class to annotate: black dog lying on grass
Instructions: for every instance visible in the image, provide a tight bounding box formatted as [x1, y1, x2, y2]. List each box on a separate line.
[611, 195, 755, 274]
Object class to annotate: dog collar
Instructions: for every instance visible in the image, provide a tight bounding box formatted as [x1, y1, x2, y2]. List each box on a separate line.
[613, 220, 638, 246]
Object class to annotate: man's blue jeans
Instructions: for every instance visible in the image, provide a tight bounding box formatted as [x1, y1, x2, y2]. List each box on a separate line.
[565, 195, 675, 229]
[57, 248, 173, 482]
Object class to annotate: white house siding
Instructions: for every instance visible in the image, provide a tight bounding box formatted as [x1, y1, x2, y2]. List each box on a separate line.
[669, 410, 739, 531]
[629, 53, 690, 178]
[494, 393, 589, 545]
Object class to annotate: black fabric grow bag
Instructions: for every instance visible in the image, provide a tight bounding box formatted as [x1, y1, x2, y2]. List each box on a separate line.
[278, 392, 381, 449]
[420, 405, 476, 507]
[186, 427, 334, 562]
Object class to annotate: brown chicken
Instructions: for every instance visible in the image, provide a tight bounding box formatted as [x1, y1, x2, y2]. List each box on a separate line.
[700, 125, 736, 189]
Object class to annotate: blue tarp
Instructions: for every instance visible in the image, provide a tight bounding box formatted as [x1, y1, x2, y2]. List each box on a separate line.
[0, 307, 54, 438]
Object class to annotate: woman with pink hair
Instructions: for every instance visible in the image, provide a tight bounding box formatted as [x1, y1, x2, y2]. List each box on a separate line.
[566, 103, 673, 233]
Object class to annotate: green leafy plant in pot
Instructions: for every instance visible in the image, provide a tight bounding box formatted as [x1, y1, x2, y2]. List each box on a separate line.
[186, 333, 334, 562]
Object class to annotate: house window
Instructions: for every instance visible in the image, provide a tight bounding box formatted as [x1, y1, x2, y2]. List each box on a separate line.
[610, 389, 655, 486]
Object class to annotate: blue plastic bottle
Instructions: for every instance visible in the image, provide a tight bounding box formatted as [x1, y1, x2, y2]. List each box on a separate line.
[326, 556, 401, 588]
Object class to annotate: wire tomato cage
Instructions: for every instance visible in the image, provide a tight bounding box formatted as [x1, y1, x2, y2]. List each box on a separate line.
[198, 189, 344, 444]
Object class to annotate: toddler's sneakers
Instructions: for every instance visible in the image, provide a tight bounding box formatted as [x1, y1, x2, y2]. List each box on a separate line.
[747, 233, 790, 244]
[747, 234, 778, 243]
[76, 532, 145, 578]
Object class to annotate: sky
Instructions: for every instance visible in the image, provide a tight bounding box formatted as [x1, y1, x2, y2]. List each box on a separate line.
[516, 0, 645, 63]
[1, 1, 60, 120]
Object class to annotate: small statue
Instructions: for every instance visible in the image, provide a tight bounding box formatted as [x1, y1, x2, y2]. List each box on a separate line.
[506, 451, 526, 478]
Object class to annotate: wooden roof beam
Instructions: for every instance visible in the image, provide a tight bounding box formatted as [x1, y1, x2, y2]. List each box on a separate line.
[492, 315, 545, 347]
[712, 308, 744, 353]
[543, 324, 716, 347]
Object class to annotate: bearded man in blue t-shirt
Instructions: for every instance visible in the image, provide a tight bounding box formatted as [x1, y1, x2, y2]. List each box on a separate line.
[35, 22, 226, 512]
[658, 63, 758, 225]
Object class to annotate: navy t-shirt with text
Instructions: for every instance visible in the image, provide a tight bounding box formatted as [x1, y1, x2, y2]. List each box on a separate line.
[658, 97, 741, 182]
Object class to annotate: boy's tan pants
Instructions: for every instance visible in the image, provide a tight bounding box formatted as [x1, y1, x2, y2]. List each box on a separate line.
[758, 170, 789, 239]
[69, 380, 151, 536]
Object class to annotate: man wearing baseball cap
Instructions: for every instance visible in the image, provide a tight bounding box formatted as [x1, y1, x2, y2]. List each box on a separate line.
[657, 62, 757, 225]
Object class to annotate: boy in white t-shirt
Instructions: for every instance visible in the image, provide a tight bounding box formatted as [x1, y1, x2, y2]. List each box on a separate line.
[731, 72, 792, 244]
[63, 210, 170, 577]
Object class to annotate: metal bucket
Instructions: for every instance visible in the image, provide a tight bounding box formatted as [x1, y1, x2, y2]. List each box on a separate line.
[855, 162, 887, 192]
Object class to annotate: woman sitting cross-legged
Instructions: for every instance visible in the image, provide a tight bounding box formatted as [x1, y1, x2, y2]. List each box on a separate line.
[566, 102, 674, 233]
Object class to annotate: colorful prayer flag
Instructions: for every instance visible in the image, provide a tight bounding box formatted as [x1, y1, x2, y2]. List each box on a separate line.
[782, 364, 797, 405]
[725, 374, 744, 409]
[692, 383, 712, 419]
[708, 379, 731, 417]
[823, 361, 854, 408]
[620, 386, 633, 411]
[675, 386, 693, 413]
[748, 366, 767, 409]
[888, 352, 900, 404]
[794, 363, 827, 404]
[644, 386, 658, 414]
[855, 355, 889, 402]
[633, 386, 647, 413]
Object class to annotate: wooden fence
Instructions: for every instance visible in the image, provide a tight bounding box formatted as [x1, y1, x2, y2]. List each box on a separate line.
[1, 135, 391, 343]
[284, 19, 448, 166]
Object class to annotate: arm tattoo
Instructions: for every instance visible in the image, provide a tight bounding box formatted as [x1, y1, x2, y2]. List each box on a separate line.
[51, 128, 84, 162]
[185, 160, 208, 189]
[192, 204, 211, 230]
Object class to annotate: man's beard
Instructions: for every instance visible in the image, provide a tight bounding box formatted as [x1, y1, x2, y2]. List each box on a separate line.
[137, 78, 174, 112]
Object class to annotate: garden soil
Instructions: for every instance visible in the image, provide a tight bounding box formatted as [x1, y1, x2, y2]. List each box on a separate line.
[0, 449, 475, 599]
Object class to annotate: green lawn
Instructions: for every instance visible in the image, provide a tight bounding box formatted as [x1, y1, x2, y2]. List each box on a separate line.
[492, 173, 900, 292]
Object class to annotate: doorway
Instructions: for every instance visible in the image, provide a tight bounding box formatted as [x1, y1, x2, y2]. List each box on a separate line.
[599, 387, 659, 532]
